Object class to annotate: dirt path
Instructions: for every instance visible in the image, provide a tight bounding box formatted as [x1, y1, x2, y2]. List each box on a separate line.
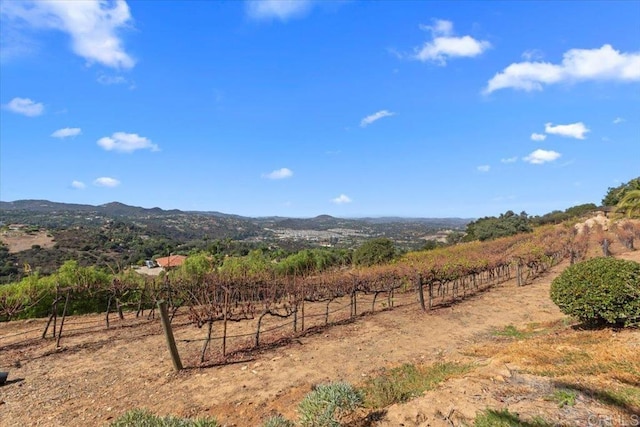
[2, 250, 638, 426]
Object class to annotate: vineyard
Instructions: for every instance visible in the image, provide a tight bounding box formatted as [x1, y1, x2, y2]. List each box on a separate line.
[2, 220, 627, 367]
[1, 218, 639, 426]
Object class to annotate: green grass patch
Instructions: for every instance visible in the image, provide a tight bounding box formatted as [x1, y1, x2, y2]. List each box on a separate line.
[591, 385, 640, 412]
[493, 325, 526, 339]
[547, 388, 578, 408]
[362, 361, 472, 409]
[473, 408, 553, 427]
[109, 409, 219, 427]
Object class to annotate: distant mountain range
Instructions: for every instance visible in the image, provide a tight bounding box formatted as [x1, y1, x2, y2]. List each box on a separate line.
[0, 199, 472, 244]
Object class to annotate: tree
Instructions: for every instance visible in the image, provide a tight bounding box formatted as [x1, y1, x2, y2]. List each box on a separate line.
[353, 238, 396, 266]
[464, 211, 532, 241]
[602, 177, 640, 206]
[180, 252, 213, 283]
[615, 190, 640, 218]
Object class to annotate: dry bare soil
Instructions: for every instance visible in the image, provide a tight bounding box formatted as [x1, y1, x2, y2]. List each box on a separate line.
[1, 249, 639, 427]
[0, 230, 55, 253]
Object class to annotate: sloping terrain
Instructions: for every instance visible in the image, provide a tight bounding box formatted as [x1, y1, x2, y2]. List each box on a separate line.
[0, 241, 638, 426]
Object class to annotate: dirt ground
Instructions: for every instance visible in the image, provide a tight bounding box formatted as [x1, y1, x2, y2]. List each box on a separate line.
[1, 247, 638, 427]
[0, 230, 56, 253]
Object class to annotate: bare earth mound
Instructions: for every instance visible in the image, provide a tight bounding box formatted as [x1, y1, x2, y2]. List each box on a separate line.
[0, 229, 55, 253]
[1, 250, 639, 426]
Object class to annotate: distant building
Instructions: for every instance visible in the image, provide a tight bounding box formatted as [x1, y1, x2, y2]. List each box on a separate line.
[155, 254, 187, 269]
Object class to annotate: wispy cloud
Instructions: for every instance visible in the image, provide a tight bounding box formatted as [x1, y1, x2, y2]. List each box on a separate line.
[4, 97, 44, 116]
[484, 44, 640, 94]
[97, 74, 127, 85]
[246, 0, 313, 21]
[94, 177, 120, 187]
[97, 132, 159, 153]
[545, 122, 590, 139]
[521, 49, 544, 61]
[263, 167, 293, 180]
[524, 149, 561, 164]
[1, 0, 135, 69]
[412, 19, 490, 65]
[501, 157, 518, 164]
[613, 117, 625, 124]
[51, 127, 81, 138]
[477, 165, 490, 173]
[360, 110, 395, 127]
[530, 133, 547, 141]
[0, 22, 37, 62]
[332, 194, 352, 204]
[71, 180, 86, 189]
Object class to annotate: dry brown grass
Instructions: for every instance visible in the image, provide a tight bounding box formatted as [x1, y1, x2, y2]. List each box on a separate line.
[468, 321, 640, 416]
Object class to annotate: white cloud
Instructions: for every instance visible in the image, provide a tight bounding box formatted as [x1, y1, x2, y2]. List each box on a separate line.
[1, 0, 135, 69]
[524, 149, 561, 164]
[413, 19, 490, 65]
[530, 133, 547, 141]
[94, 177, 120, 187]
[613, 117, 625, 124]
[360, 110, 395, 127]
[262, 167, 293, 180]
[545, 122, 590, 139]
[4, 97, 44, 116]
[501, 157, 518, 164]
[246, 0, 313, 21]
[71, 180, 86, 189]
[419, 19, 453, 36]
[97, 132, 159, 153]
[332, 194, 352, 204]
[484, 44, 640, 94]
[477, 165, 490, 172]
[51, 127, 81, 138]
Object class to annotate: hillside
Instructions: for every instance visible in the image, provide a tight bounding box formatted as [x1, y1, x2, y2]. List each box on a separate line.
[1, 229, 637, 426]
[0, 200, 471, 282]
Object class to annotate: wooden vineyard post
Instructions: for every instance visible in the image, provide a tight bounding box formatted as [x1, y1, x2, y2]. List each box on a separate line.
[55, 290, 70, 348]
[201, 321, 213, 363]
[222, 287, 228, 357]
[417, 274, 426, 312]
[157, 300, 183, 371]
[428, 280, 433, 310]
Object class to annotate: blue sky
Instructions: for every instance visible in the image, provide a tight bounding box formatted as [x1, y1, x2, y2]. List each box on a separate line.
[1, 0, 639, 218]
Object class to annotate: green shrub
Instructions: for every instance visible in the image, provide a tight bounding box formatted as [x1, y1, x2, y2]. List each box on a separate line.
[550, 257, 640, 327]
[298, 382, 363, 427]
[261, 414, 295, 427]
[110, 409, 219, 427]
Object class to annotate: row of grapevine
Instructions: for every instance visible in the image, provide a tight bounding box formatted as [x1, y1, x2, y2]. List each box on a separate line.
[3, 222, 637, 364]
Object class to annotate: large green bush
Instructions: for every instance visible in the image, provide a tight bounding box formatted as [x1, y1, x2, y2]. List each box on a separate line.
[550, 257, 640, 327]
